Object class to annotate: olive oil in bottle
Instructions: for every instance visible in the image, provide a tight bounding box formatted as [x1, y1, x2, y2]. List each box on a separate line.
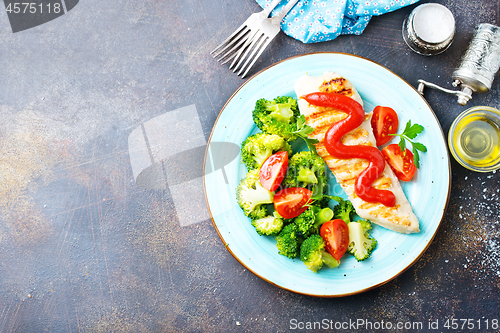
[456, 117, 499, 165]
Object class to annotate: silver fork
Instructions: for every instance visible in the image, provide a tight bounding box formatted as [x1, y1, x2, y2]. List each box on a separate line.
[210, 0, 282, 64]
[211, 0, 299, 78]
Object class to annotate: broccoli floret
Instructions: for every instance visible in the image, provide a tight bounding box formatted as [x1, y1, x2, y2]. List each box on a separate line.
[252, 96, 300, 141]
[293, 206, 333, 237]
[300, 234, 339, 273]
[358, 218, 372, 232]
[240, 132, 292, 171]
[275, 223, 302, 259]
[333, 197, 355, 223]
[236, 169, 274, 219]
[252, 212, 284, 236]
[347, 220, 377, 261]
[293, 207, 316, 236]
[282, 151, 328, 196]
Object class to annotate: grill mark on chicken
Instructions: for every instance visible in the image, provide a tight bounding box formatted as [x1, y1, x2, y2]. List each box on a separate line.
[306, 109, 346, 128]
[308, 112, 371, 140]
[342, 128, 369, 142]
[319, 78, 354, 97]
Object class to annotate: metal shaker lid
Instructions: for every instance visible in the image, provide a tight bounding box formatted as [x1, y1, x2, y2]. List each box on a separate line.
[403, 3, 455, 56]
[413, 4, 455, 43]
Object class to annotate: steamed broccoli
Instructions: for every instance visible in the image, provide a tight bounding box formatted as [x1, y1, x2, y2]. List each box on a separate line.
[275, 223, 302, 259]
[240, 132, 292, 171]
[252, 212, 284, 236]
[252, 96, 300, 141]
[282, 151, 328, 196]
[293, 206, 333, 237]
[299, 234, 339, 273]
[236, 169, 274, 219]
[347, 219, 377, 261]
[333, 196, 355, 223]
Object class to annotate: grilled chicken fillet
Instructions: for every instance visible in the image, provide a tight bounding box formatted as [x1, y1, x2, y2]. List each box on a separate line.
[294, 72, 419, 234]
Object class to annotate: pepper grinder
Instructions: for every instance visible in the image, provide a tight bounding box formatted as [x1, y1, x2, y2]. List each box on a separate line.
[418, 23, 500, 105]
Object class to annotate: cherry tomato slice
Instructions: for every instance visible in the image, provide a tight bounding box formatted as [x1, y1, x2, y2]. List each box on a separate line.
[259, 151, 288, 192]
[320, 219, 349, 261]
[382, 144, 416, 181]
[273, 187, 312, 219]
[371, 106, 399, 146]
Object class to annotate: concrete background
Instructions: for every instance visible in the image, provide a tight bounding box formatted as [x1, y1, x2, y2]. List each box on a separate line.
[0, 0, 499, 331]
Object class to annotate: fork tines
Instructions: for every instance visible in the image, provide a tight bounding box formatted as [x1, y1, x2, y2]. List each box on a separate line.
[210, 22, 250, 62]
[211, 0, 293, 78]
[232, 32, 271, 78]
[211, 26, 267, 78]
[212, 28, 271, 79]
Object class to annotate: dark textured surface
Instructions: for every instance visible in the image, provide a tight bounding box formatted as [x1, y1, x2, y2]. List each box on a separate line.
[0, 0, 499, 332]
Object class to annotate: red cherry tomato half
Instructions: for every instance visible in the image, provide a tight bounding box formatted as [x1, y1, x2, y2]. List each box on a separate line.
[259, 151, 288, 191]
[273, 187, 312, 219]
[320, 219, 349, 261]
[371, 106, 399, 146]
[382, 144, 416, 181]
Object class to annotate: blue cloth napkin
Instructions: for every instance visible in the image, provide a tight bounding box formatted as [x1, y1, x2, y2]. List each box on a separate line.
[256, 0, 419, 43]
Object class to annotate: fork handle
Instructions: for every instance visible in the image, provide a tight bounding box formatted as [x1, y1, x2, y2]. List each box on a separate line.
[272, 0, 300, 22]
[262, 0, 283, 16]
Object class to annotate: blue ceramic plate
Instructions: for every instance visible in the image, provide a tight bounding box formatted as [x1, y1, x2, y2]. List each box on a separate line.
[204, 53, 451, 297]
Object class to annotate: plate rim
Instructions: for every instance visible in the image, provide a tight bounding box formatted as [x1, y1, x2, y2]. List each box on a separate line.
[203, 52, 452, 297]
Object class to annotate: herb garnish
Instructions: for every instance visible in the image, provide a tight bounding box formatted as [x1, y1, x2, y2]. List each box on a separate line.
[285, 115, 319, 154]
[390, 120, 427, 168]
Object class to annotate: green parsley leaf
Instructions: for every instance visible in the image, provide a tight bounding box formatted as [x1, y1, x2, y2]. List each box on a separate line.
[412, 142, 427, 152]
[285, 115, 319, 154]
[304, 137, 319, 153]
[296, 115, 305, 128]
[412, 146, 421, 168]
[391, 120, 427, 168]
[398, 137, 406, 152]
[403, 120, 411, 133]
[404, 123, 424, 139]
